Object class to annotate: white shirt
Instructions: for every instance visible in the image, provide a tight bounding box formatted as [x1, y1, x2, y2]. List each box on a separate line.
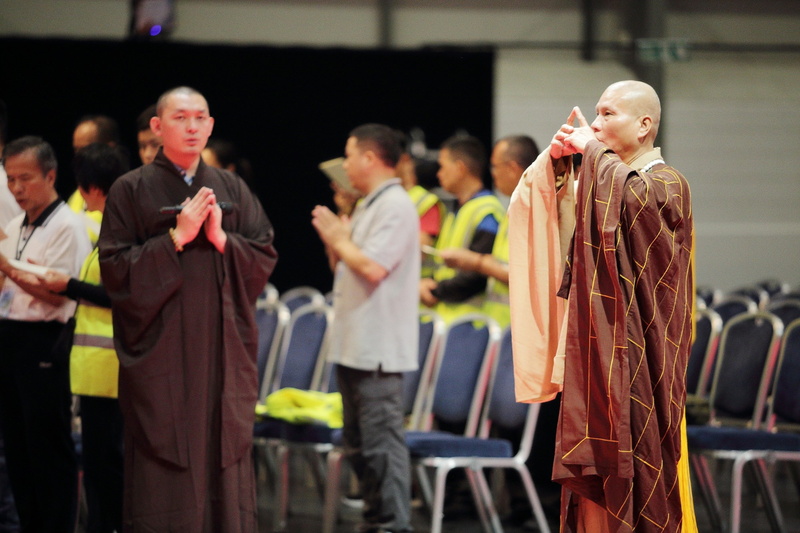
[0, 200, 92, 323]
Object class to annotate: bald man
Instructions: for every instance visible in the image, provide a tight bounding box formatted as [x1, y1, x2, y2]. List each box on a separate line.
[507, 80, 697, 532]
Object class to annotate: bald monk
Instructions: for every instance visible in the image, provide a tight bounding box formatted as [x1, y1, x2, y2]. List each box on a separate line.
[507, 80, 697, 532]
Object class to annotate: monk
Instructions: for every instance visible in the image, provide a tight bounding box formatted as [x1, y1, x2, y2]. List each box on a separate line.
[98, 86, 277, 532]
[508, 80, 697, 532]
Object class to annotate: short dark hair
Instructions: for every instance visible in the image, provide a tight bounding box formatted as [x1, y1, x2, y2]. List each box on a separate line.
[75, 114, 120, 146]
[156, 86, 205, 116]
[136, 104, 157, 133]
[3, 136, 58, 175]
[499, 135, 539, 169]
[441, 134, 486, 178]
[349, 123, 402, 168]
[73, 143, 130, 196]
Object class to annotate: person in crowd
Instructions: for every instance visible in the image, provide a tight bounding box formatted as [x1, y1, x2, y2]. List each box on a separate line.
[97, 86, 278, 531]
[312, 123, 419, 533]
[68, 114, 123, 243]
[0, 99, 21, 533]
[419, 134, 504, 324]
[135, 104, 161, 166]
[38, 142, 129, 533]
[0, 135, 92, 532]
[508, 79, 697, 532]
[201, 137, 255, 191]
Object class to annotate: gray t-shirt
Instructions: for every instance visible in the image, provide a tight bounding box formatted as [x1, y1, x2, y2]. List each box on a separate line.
[327, 178, 420, 372]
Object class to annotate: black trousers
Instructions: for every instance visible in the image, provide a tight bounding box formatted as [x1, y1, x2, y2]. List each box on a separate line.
[0, 428, 20, 533]
[0, 320, 78, 533]
[79, 396, 123, 533]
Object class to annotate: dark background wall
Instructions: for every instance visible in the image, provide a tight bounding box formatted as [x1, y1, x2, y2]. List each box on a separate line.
[0, 37, 494, 293]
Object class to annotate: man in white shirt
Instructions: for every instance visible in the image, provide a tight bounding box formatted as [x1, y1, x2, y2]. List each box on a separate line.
[0, 135, 91, 532]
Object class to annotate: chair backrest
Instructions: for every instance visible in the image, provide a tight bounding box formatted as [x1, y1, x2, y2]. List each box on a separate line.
[711, 294, 758, 325]
[686, 307, 723, 397]
[707, 311, 784, 429]
[478, 326, 541, 461]
[696, 285, 721, 309]
[405, 310, 447, 429]
[728, 285, 769, 310]
[756, 278, 790, 299]
[766, 298, 800, 329]
[256, 298, 291, 400]
[766, 317, 800, 431]
[418, 312, 502, 436]
[270, 301, 333, 392]
[257, 282, 280, 307]
[279, 285, 326, 313]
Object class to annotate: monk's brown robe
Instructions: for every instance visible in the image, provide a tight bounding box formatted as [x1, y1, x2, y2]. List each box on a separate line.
[98, 150, 277, 532]
[555, 140, 694, 532]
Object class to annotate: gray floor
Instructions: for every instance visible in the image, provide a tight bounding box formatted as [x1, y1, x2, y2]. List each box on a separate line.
[255, 453, 800, 533]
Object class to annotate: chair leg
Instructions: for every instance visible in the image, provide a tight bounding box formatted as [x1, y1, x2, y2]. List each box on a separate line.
[690, 454, 725, 532]
[274, 443, 290, 532]
[750, 458, 787, 533]
[430, 465, 452, 533]
[322, 449, 344, 533]
[464, 466, 493, 532]
[516, 465, 552, 533]
[415, 463, 434, 511]
[473, 468, 505, 533]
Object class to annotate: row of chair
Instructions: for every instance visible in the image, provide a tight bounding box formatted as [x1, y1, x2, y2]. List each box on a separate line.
[251, 282, 553, 533]
[686, 308, 800, 533]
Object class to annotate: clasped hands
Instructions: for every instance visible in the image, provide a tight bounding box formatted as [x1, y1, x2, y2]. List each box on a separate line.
[550, 106, 596, 159]
[171, 186, 227, 253]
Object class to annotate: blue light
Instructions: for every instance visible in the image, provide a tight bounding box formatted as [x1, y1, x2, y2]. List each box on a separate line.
[150, 25, 162, 37]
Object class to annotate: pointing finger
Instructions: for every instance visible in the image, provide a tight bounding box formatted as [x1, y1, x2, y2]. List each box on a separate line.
[574, 106, 590, 128]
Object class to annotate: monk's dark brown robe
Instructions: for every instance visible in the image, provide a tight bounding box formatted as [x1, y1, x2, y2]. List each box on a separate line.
[98, 150, 277, 532]
[555, 140, 693, 532]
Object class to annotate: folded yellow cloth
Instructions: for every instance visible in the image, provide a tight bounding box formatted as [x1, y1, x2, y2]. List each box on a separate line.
[255, 387, 343, 428]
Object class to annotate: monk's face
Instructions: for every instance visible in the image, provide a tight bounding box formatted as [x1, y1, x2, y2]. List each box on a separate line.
[591, 87, 644, 161]
[151, 92, 214, 163]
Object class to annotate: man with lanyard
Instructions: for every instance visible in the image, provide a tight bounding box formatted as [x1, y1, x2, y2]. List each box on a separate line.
[0, 135, 91, 532]
[312, 123, 420, 533]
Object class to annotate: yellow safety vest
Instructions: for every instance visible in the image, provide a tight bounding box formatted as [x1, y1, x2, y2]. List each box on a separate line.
[433, 193, 504, 323]
[67, 189, 103, 245]
[483, 214, 510, 328]
[70, 247, 119, 398]
[407, 185, 447, 278]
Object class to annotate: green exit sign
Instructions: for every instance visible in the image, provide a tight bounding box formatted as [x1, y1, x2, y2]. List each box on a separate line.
[636, 38, 691, 62]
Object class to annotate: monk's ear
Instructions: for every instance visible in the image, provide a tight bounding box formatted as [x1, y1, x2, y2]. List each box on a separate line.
[150, 116, 161, 136]
[639, 115, 653, 140]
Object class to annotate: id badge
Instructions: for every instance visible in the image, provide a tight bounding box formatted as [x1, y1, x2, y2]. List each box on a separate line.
[0, 286, 13, 318]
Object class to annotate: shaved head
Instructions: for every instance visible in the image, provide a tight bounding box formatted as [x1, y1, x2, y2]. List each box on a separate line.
[604, 80, 661, 140]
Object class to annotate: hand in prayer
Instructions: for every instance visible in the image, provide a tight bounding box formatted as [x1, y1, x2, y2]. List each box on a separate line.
[173, 187, 217, 248]
[311, 205, 351, 248]
[551, 107, 594, 157]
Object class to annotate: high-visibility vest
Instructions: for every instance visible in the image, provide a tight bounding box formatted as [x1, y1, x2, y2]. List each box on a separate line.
[483, 214, 510, 328]
[67, 189, 103, 245]
[433, 193, 504, 323]
[70, 247, 119, 398]
[407, 185, 447, 278]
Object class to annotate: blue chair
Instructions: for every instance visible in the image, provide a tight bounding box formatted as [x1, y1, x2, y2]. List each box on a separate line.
[407, 325, 552, 533]
[273, 310, 445, 533]
[252, 301, 333, 529]
[257, 282, 280, 307]
[686, 311, 784, 532]
[711, 294, 758, 325]
[767, 298, 800, 330]
[254, 298, 291, 399]
[278, 285, 326, 314]
[686, 307, 723, 397]
[320, 312, 499, 533]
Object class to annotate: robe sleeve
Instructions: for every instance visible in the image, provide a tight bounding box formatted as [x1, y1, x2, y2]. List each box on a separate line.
[97, 175, 186, 362]
[507, 149, 575, 403]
